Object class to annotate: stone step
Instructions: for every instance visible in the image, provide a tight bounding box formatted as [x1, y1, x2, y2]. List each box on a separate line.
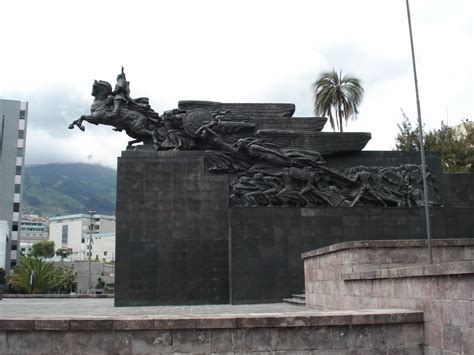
[282, 297, 306, 306]
[291, 293, 306, 300]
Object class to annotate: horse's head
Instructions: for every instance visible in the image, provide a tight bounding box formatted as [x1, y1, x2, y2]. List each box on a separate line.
[92, 80, 113, 99]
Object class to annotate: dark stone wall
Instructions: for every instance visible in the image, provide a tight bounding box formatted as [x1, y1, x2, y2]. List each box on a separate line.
[229, 206, 474, 304]
[440, 173, 474, 207]
[115, 151, 230, 306]
[115, 149, 473, 306]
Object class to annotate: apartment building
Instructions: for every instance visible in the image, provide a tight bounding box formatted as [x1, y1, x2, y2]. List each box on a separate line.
[0, 99, 28, 271]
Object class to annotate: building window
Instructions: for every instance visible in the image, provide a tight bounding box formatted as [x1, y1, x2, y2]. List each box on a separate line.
[12, 224, 18, 231]
[13, 203, 20, 212]
[61, 225, 68, 246]
[18, 130, 24, 139]
[14, 184, 21, 193]
[17, 147, 23, 157]
[16, 165, 22, 175]
[104, 251, 108, 256]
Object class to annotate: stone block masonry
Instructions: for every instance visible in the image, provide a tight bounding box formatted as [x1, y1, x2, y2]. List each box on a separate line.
[303, 239, 474, 354]
[440, 173, 474, 207]
[116, 150, 474, 305]
[0, 308, 423, 354]
[230, 206, 474, 303]
[115, 151, 230, 306]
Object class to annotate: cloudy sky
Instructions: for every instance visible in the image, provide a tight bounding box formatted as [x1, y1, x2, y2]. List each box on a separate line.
[1, 0, 472, 169]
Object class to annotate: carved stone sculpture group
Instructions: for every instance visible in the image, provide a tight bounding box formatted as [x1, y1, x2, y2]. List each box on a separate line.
[70, 69, 441, 208]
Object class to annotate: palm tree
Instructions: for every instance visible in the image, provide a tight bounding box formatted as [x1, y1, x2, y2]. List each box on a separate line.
[9, 257, 55, 294]
[313, 69, 364, 132]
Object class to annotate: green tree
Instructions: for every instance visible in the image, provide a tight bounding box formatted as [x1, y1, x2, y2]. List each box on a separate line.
[394, 109, 420, 151]
[9, 257, 55, 294]
[425, 120, 473, 172]
[31, 240, 55, 258]
[50, 265, 75, 293]
[313, 69, 364, 132]
[394, 114, 473, 172]
[0, 268, 5, 285]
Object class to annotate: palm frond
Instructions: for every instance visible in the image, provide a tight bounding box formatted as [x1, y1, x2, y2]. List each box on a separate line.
[313, 69, 364, 132]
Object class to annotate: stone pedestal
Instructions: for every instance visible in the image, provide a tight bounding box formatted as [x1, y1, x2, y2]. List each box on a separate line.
[115, 150, 474, 306]
[115, 151, 229, 306]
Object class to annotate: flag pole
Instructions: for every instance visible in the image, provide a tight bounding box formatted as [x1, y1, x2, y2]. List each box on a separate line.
[406, 0, 433, 264]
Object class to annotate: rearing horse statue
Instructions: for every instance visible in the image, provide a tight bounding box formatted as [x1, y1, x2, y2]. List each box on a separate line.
[69, 79, 162, 149]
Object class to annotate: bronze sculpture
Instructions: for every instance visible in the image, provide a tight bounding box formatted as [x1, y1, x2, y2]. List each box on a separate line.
[70, 69, 442, 208]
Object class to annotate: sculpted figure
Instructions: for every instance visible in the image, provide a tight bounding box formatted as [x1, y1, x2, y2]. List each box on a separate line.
[69, 69, 161, 149]
[233, 138, 290, 167]
[111, 67, 129, 117]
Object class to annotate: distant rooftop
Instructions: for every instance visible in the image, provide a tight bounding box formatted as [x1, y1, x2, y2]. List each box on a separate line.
[49, 214, 116, 222]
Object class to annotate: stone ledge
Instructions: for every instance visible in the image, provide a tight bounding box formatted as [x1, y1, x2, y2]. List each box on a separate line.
[301, 239, 474, 259]
[2, 294, 114, 298]
[0, 309, 422, 331]
[343, 261, 474, 281]
[121, 150, 206, 158]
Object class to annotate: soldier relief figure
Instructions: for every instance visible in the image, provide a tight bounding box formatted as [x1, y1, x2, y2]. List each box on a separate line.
[70, 69, 442, 208]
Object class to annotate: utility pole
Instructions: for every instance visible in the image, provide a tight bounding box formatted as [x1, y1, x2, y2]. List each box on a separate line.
[406, 0, 433, 264]
[87, 210, 96, 292]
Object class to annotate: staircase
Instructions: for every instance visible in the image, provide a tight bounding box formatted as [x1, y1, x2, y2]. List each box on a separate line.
[283, 292, 306, 306]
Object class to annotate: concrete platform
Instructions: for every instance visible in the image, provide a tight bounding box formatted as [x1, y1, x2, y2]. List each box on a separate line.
[0, 299, 424, 354]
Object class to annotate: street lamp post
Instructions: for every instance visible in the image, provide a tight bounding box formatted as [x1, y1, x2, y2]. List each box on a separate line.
[406, 0, 433, 264]
[87, 210, 96, 292]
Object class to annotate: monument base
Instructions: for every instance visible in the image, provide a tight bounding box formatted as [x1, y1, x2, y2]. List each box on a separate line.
[115, 150, 474, 306]
[115, 151, 229, 306]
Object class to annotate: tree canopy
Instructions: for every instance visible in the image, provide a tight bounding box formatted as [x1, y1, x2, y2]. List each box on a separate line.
[394, 112, 473, 172]
[313, 69, 364, 132]
[9, 257, 55, 294]
[50, 265, 75, 293]
[31, 240, 55, 258]
[9, 257, 75, 294]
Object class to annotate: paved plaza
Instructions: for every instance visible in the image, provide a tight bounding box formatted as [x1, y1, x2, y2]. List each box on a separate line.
[0, 298, 311, 318]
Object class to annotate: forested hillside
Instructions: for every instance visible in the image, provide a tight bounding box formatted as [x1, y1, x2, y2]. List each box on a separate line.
[22, 163, 116, 216]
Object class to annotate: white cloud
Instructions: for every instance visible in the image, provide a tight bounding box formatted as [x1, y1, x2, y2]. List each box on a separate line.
[25, 126, 129, 169]
[0, 0, 471, 169]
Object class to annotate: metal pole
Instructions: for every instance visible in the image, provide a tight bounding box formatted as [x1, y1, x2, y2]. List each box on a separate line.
[88, 210, 96, 292]
[406, 0, 433, 264]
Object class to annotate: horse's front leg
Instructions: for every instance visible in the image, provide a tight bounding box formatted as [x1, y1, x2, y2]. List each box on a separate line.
[127, 138, 142, 148]
[68, 115, 87, 131]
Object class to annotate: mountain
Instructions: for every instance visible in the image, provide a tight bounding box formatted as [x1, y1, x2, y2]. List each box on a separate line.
[22, 163, 117, 217]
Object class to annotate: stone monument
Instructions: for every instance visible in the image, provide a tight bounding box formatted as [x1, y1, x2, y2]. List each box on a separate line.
[71, 69, 473, 306]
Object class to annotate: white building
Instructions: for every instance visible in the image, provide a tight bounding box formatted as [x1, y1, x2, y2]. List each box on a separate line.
[19, 242, 34, 257]
[0, 221, 9, 271]
[20, 215, 49, 243]
[49, 214, 115, 261]
[90, 232, 115, 262]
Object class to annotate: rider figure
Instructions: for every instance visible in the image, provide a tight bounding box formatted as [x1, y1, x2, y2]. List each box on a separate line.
[112, 67, 130, 117]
